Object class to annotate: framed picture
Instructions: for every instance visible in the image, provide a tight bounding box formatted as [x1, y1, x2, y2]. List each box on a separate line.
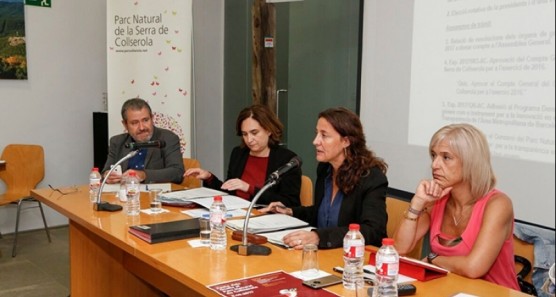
[0, 0, 28, 80]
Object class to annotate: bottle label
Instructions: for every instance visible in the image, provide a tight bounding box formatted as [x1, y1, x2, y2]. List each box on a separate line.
[89, 178, 100, 190]
[377, 262, 399, 277]
[344, 240, 364, 258]
[211, 212, 224, 224]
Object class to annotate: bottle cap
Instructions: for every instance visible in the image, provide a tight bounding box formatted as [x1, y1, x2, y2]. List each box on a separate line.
[129, 171, 137, 176]
[92, 167, 99, 171]
[382, 238, 394, 245]
[214, 195, 222, 202]
[348, 223, 360, 231]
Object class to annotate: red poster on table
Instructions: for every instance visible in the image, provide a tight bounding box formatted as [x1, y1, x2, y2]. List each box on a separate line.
[208, 271, 339, 297]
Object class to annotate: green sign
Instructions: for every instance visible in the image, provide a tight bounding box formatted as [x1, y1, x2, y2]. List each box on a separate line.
[25, 0, 51, 8]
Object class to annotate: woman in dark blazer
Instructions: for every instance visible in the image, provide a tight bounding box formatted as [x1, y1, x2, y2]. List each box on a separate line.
[262, 107, 388, 249]
[185, 105, 301, 207]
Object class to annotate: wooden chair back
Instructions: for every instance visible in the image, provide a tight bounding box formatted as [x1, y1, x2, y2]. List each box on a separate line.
[386, 196, 423, 259]
[300, 175, 313, 206]
[180, 158, 201, 189]
[0, 144, 45, 205]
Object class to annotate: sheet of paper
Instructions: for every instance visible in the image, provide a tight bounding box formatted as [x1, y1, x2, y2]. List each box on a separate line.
[259, 227, 314, 248]
[226, 214, 309, 233]
[158, 187, 227, 200]
[187, 195, 251, 210]
[102, 183, 172, 193]
[289, 270, 331, 281]
[140, 208, 170, 215]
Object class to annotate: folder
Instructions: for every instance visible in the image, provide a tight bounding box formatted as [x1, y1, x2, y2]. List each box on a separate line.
[128, 219, 200, 244]
[368, 250, 449, 281]
[226, 214, 309, 234]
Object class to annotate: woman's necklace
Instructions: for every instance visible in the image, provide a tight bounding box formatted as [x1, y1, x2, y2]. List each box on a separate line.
[450, 202, 474, 227]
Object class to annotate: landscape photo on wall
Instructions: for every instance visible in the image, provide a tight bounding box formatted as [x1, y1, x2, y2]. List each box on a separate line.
[0, 0, 27, 80]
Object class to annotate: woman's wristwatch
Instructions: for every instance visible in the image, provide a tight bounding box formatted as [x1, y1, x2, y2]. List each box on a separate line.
[427, 252, 439, 264]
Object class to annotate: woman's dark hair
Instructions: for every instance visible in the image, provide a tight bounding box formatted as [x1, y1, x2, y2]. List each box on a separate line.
[235, 104, 283, 146]
[318, 107, 387, 194]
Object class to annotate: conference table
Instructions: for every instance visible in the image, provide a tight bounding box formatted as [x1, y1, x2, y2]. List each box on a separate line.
[31, 185, 529, 297]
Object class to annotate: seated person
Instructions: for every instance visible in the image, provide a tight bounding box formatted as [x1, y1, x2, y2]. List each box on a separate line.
[261, 107, 388, 249]
[393, 123, 519, 290]
[185, 104, 301, 207]
[102, 98, 184, 184]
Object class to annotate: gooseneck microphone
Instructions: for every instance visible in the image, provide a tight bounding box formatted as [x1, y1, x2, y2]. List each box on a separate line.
[93, 150, 139, 212]
[266, 156, 302, 183]
[230, 156, 303, 256]
[125, 140, 166, 150]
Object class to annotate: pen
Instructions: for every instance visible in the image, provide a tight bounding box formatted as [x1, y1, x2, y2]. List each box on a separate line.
[363, 268, 376, 275]
[333, 266, 375, 284]
[253, 204, 288, 209]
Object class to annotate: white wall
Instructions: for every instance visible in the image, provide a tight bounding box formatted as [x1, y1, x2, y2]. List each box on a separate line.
[0, 0, 225, 235]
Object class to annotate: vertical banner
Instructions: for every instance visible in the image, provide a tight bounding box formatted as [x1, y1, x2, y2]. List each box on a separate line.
[107, 0, 192, 157]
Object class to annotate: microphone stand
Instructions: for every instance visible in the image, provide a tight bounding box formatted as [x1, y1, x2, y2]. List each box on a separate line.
[230, 180, 277, 256]
[93, 150, 139, 212]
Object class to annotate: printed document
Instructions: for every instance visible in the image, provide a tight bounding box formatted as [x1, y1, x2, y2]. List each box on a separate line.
[226, 214, 309, 233]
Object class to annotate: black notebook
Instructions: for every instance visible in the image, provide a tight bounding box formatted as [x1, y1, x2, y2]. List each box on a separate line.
[128, 219, 200, 244]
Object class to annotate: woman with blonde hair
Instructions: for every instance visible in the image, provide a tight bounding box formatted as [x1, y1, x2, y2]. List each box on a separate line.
[394, 123, 519, 290]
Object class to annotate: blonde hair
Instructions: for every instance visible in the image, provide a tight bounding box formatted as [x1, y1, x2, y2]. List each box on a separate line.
[430, 123, 496, 199]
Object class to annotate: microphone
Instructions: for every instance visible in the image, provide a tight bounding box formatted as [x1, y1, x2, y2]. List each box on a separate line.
[125, 140, 166, 150]
[93, 150, 139, 212]
[230, 157, 302, 256]
[266, 156, 302, 183]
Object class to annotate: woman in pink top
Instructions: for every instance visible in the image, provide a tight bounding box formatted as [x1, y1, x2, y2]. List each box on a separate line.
[394, 123, 519, 290]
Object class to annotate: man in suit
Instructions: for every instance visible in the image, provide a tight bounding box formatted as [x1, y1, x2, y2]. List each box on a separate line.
[102, 98, 184, 184]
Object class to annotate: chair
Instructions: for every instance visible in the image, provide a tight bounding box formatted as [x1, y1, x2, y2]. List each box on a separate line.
[300, 175, 313, 206]
[514, 235, 535, 283]
[180, 158, 201, 189]
[0, 144, 51, 257]
[385, 196, 423, 259]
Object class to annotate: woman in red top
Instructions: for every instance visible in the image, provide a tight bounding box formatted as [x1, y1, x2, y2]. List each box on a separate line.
[394, 123, 519, 290]
[184, 104, 301, 207]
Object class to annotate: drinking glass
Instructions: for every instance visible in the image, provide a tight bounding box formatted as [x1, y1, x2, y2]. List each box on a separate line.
[149, 188, 163, 213]
[301, 244, 319, 277]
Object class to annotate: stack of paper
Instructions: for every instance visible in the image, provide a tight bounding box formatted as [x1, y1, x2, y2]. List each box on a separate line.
[158, 187, 251, 210]
[158, 187, 226, 207]
[102, 183, 172, 193]
[159, 187, 227, 200]
[259, 227, 314, 248]
[226, 214, 309, 234]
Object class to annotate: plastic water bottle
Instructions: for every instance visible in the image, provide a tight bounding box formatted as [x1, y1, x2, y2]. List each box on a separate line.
[375, 238, 399, 297]
[343, 223, 365, 290]
[209, 196, 227, 250]
[125, 171, 140, 216]
[88, 167, 101, 203]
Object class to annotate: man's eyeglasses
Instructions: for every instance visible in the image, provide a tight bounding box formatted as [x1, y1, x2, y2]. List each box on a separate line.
[49, 184, 79, 195]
